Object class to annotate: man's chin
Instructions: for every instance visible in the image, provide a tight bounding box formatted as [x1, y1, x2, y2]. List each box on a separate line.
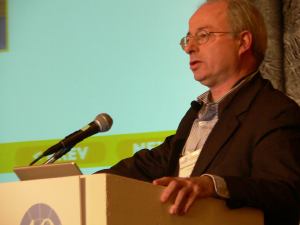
[193, 74, 209, 86]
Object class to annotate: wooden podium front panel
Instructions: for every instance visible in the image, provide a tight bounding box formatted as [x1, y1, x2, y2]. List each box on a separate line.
[0, 173, 263, 225]
[0, 176, 82, 225]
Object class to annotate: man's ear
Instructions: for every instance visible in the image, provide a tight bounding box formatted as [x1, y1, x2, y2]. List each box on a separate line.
[238, 31, 253, 55]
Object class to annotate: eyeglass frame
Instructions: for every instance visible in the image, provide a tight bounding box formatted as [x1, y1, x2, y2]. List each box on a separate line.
[180, 29, 238, 50]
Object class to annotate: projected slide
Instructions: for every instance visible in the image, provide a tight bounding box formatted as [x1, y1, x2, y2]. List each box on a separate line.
[0, 0, 206, 182]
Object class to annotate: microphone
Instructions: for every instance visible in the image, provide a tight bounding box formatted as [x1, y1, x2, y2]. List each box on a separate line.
[29, 113, 113, 165]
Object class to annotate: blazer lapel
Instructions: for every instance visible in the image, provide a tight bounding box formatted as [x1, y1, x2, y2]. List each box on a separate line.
[191, 112, 240, 175]
[191, 73, 266, 176]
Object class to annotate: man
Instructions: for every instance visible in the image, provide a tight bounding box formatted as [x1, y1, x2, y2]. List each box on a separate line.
[98, 0, 300, 224]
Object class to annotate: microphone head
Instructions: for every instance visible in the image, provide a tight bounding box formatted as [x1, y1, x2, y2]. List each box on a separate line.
[94, 113, 113, 132]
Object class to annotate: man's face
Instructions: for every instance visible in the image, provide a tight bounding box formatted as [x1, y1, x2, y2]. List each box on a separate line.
[186, 1, 241, 88]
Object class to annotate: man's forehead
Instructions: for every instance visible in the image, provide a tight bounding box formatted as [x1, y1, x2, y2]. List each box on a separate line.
[188, 1, 229, 31]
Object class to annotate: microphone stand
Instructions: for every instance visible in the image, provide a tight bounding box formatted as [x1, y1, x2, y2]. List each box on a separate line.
[43, 147, 72, 164]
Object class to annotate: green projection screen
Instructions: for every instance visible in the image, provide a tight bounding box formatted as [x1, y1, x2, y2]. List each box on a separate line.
[0, 0, 206, 182]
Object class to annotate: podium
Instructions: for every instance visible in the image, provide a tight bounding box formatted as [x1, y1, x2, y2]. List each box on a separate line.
[0, 174, 264, 225]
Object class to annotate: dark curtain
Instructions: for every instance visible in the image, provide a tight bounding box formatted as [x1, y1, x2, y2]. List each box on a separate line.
[252, 0, 300, 105]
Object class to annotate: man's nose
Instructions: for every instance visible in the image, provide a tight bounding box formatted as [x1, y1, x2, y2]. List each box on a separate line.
[184, 38, 198, 54]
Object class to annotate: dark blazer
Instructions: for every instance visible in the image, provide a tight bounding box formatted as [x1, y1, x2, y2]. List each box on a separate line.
[100, 73, 300, 225]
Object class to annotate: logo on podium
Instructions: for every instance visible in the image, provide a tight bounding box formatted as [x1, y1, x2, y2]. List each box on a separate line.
[20, 203, 62, 225]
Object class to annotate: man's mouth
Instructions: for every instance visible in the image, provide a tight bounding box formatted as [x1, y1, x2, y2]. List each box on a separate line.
[189, 60, 201, 70]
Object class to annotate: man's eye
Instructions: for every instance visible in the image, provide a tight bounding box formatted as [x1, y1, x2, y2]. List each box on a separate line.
[197, 33, 207, 39]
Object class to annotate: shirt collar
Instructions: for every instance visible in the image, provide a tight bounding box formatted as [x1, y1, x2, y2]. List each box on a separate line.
[197, 70, 259, 106]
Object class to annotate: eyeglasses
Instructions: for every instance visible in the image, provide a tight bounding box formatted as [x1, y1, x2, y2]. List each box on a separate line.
[180, 30, 237, 50]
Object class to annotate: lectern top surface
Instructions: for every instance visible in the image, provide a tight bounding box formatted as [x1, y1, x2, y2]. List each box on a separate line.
[14, 162, 82, 181]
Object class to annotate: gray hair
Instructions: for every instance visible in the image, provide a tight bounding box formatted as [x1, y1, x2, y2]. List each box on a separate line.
[206, 0, 268, 64]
